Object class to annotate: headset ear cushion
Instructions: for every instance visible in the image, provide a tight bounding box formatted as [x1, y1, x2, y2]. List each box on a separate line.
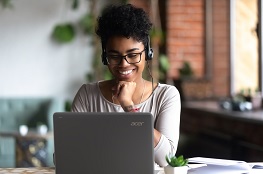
[147, 48, 154, 60]
[146, 36, 153, 60]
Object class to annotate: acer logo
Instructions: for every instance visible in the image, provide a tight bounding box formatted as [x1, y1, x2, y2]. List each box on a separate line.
[131, 122, 144, 126]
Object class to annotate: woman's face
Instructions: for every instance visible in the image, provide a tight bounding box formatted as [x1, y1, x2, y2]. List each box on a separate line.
[105, 36, 146, 82]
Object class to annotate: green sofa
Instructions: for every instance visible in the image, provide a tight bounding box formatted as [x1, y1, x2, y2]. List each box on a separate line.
[0, 98, 64, 167]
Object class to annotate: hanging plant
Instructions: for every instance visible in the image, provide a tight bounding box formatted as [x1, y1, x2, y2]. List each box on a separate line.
[71, 0, 79, 10]
[159, 54, 169, 72]
[52, 23, 75, 43]
[0, 0, 13, 8]
[79, 13, 94, 34]
[159, 54, 169, 82]
[150, 28, 164, 45]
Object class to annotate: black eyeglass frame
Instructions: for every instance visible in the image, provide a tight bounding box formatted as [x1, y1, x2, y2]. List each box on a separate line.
[106, 49, 146, 65]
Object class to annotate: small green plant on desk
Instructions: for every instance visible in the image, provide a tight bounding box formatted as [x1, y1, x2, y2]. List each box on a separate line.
[164, 155, 188, 174]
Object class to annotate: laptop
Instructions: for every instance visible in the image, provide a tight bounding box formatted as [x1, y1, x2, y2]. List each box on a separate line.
[53, 112, 154, 174]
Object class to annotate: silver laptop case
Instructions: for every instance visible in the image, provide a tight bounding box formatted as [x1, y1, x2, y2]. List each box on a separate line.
[53, 112, 154, 174]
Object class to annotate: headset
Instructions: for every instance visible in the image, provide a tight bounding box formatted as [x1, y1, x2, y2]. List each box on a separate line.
[101, 36, 154, 65]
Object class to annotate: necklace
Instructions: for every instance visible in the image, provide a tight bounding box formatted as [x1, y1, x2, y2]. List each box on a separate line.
[112, 79, 145, 104]
[139, 79, 145, 104]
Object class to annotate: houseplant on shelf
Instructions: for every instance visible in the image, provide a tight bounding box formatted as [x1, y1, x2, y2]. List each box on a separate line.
[164, 154, 189, 174]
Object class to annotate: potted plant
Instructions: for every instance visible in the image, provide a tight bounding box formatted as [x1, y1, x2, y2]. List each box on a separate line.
[164, 155, 188, 174]
[179, 61, 193, 79]
[174, 61, 194, 101]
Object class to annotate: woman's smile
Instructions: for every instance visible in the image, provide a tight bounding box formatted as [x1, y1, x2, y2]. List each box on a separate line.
[119, 69, 133, 75]
[116, 68, 136, 80]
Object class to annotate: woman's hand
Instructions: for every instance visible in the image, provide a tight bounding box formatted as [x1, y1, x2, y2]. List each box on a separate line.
[112, 81, 136, 107]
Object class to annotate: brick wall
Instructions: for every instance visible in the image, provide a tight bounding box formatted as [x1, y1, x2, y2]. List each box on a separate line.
[166, 0, 230, 98]
[129, 0, 231, 98]
[167, 0, 205, 79]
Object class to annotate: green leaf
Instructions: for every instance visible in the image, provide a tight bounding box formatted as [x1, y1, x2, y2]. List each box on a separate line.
[165, 154, 188, 167]
[71, 0, 79, 10]
[179, 61, 193, 79]
[79, 13, 94, 34]
[159, 54, 169, 72]
[0, 0, 13, 8]
[52, 23, 75, 43]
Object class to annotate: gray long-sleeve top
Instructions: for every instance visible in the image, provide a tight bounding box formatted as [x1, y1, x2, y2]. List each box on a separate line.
[71, 81, 181, 167]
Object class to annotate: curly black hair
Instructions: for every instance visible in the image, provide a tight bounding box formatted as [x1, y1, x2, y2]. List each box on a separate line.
[96, 3, 152, 48]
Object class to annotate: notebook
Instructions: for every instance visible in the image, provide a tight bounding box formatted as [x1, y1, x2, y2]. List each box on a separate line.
[53, 112, 154, 174]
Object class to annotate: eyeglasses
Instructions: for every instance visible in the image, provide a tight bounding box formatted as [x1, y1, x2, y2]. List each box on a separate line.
[106, 49, 146, 65]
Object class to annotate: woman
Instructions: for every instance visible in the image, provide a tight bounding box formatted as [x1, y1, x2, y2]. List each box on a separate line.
[71, 3, 181, 167]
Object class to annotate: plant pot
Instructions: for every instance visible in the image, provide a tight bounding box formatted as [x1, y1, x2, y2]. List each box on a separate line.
[164, 165, 188, 174]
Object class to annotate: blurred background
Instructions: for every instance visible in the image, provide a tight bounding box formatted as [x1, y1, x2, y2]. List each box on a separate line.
[0, 0, 262, 168]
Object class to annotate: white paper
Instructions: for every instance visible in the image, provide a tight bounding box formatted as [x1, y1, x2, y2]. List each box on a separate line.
[188, 157, 252, 174]
[188, 164, 207, 169]
[249, 162, 263, 169]
[189, 157, 248, 167]
[155, 157, 263, 174]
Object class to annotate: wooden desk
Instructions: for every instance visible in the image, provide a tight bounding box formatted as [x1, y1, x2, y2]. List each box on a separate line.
[0, 167, 54, 174]
[0, 167, 165, 174]
[0, 167, 262, 174]
[180, 101, 263, 161]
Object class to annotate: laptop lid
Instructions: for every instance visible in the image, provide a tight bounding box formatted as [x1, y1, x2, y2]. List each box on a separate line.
[53, 112, 154, 174]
